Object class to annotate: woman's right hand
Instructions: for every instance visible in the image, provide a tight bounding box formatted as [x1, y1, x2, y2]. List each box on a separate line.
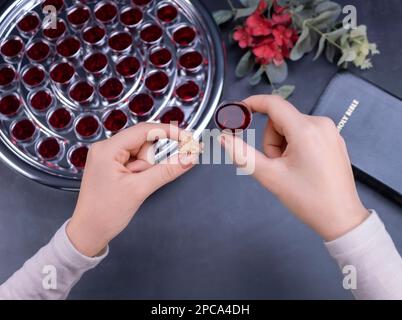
[219, 95, 369, 241]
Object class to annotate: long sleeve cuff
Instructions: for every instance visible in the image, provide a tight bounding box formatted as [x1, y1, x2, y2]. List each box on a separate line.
[325, 210, 402, 300]
[53, 220, 109, 270]
[0, 220, 108, 300]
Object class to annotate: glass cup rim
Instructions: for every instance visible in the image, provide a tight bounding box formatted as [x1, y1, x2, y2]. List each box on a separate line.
[213, 101, 253, 133]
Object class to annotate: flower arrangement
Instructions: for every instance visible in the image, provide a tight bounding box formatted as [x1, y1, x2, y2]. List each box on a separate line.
[213, 0, 379, 98]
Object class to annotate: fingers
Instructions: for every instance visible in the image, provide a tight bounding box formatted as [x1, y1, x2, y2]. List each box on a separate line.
[126, 159, 153, 173]
[137, 152, 198, 193]
[136, 141, 155, 164]
[243, 95, 303, 139]
[218, 132, 279, 183]
[109, 123, 188, 154]
[263, 119, 286, 158]
[126, 141, 155, 171]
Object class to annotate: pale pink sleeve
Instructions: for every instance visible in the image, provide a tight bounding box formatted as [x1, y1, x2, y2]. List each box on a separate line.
[0, 220, 108, 300]
[325, 211, 402, 300]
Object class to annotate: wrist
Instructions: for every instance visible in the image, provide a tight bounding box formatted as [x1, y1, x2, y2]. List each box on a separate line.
[66, 215, 109, 258]
[321, 202, 369, 242]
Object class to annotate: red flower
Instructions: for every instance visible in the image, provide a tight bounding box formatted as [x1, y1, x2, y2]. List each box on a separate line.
[273, 25, 297, 48]
[273, 0, 286, 14]
[272, 12, 292, 26]
[253, 40, 285, 66]
[245, 12, 272, 36]
[232, 0, 299, 66]
[257, 0, 268, 13]
[233, 27, 253, 48]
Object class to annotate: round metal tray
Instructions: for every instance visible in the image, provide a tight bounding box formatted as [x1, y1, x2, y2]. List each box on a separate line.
[0, 0, 224, 191]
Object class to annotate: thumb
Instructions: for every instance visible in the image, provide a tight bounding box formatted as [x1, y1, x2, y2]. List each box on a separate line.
[137, 152, 198, 193]
[218, 133, 278, 182]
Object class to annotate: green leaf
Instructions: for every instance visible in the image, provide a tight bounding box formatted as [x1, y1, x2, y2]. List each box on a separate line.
[326, 27, 348, 41]
[235, 51, 254, 78]
[325, 43, 337, 63]
[277, 0, 290, 6]
[249, 66, 265, 86]
[313, 35, 326, 60]
[240, 0, 260, 7]
[290, 25, 319, 60]
[235, 3, 259, 19]
[307, 9, 341, 30]
[213, 10, 235, 25]
[272, 85, 296, 99]
[313, 27, 346, 60]
[290, 26, 310, 60]
[315, 1, 341, 16]
[291, 7, 314, 29]
[265, 62, 288, 84]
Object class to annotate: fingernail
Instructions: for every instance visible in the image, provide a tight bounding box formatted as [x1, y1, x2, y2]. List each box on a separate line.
[179, 152, 198, 168]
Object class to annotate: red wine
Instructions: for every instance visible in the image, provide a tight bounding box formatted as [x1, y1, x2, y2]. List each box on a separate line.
[179, 51, 203, 71]
[0, 94, 20, 116]
[56, 36, 81, 58]
[140, 24, 162, 44]
[103, 110, 127, 132]
[69, 81, 94, 103]
[215, 102, 252, 132]
[116, 56, 140, 78]
[1, 37, 23, 58]
[129, 93, 154, 116]
[17, 13, 40, 33]
[84, 52, 108, 74]
[70, 146, 88, 168]
[67, 5, 90, 27]
[173, 26, 196, 46]
[48, 108, 72, 130]
[175, 81, 199, 102]
[43, 20, 66, 40]
[76, 115, 99, 137]
[150, 47, 172, 67]
[0, 66, 16, 86]
[95, 2, 117, 24]
[160, 107, 184, 126]
[30, 90, 52, 111]
[99, 78, 124, 100]
[108, 32, 132, 52]
[12, 119, 36, 141]
[83, 25, 106, 45]
[145, 71, 169, 93]
[38, 137, 60, 160]
[120, 7, 143, 27]
[27, 41, 50, 62]
[157, 4, 178, 23]
[22, 66, 45, 87]
[50, 62, 74, 84]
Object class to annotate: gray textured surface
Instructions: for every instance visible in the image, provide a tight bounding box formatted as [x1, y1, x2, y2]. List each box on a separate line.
[0, 0, 401, 299]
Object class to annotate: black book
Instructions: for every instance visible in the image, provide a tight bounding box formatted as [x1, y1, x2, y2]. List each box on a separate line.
[310, 72, 402, 205]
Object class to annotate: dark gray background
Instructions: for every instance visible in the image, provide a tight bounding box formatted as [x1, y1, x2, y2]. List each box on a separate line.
[0, 0, 401, 299]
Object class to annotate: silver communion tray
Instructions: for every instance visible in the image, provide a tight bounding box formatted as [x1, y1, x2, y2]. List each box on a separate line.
[0, 0, 224, 190]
